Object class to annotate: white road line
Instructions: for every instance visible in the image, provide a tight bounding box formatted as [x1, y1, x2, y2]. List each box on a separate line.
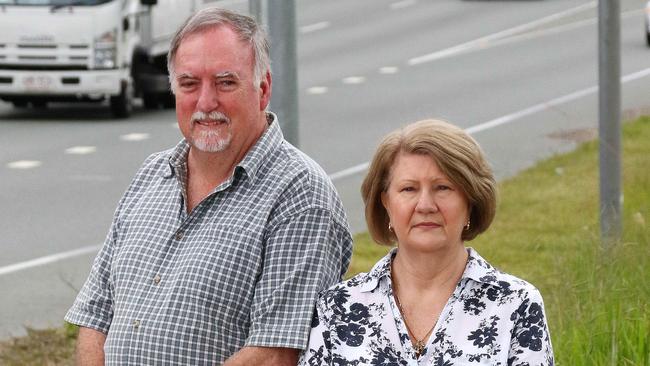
[300, 21, 331, 34]
[342, 76, 366, 85]
[7, 160, 42, 169]
[390, 0, 417, 10]
[0, 245, 101, 276]
[408, 1, 596, 65]
[65, 146, 96, 155]
[120, 133, 150, 142]
[477, 8, 642, 51]
[329, 66, 650, 182]
[307, 86, 329, 95]
[379, 66, 399, 74]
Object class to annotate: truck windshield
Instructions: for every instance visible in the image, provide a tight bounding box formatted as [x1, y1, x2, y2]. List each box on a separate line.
[0, 0, 113, 5]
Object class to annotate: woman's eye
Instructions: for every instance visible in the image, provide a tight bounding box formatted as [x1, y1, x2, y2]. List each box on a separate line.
[400, 187, 415, 192]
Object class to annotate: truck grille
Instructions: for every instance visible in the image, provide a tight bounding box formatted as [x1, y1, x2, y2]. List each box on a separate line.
[0, 42, 91, 70]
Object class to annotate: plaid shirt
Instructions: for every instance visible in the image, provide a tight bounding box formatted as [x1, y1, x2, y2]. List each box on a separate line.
[65, 115, 353, 365]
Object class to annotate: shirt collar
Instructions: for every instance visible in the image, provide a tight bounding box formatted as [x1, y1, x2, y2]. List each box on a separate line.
[161, 112, 283, 184]
[358, 247, 507, 293]
[236, 112, 283, 184]
[462, 247, 508, 288]
[358, 248, 396, 293]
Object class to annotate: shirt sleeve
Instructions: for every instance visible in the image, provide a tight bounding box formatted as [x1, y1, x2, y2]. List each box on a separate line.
[298, 296, 333, 366]
[508, 289, 555, 366]
[245, 207, 352, 350]
[64, 217, 117, 333]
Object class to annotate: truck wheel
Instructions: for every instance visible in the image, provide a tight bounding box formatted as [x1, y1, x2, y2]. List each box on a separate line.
[110, 81, 134, 118]
[162, 92, 175, 109]
[142, 93, 159, 109]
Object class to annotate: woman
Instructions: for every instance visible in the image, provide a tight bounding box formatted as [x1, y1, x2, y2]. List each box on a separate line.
[299, 120, 554, 365]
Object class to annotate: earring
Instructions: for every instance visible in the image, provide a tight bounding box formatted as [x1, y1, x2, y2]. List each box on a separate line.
[465, 219, 470, 230]
[388, 222, 393, 232]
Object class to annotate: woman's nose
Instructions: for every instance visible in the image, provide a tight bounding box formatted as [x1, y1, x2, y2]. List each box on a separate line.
[415, 191, 437, 213]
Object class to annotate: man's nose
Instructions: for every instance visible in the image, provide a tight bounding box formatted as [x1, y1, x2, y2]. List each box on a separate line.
[196, 82, 219, 112]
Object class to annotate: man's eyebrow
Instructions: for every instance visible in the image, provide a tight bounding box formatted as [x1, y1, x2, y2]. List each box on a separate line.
[176, 72, 196, 80]
[214, 71, 240, 79]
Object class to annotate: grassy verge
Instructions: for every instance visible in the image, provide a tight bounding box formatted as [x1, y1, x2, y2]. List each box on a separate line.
[2, 117, 649, 365]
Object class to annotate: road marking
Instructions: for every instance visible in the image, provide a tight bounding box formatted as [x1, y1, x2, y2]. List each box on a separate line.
[120, 133, 150, 142]
[478, 8, 643, 51]
[65, 146, 96, 155]
[0, 245, 101, 276]
[390, 0, 417, 10]
[329, 66, 650, 182]
[342, 76, 366, 85]
[7, 160, 41, 169]
[307, 86, 329, 95]
[300, 21, 331, 34]
[379, 66, 399, 74]
[408, 1, 596, 65]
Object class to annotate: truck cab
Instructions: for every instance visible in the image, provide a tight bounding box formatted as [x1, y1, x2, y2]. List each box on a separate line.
[0, 0, 247, 118]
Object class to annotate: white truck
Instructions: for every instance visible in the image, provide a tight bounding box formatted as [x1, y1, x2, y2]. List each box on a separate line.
[0, 0, 247, 118]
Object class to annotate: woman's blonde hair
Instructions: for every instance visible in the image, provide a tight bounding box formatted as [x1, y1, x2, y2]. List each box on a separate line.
[361, 119, 497, 245]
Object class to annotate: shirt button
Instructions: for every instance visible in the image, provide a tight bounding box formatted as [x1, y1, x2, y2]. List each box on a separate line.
[174, 231, 183, 240]
[133, 320, 140, 329]
[153, 274, 161, 285]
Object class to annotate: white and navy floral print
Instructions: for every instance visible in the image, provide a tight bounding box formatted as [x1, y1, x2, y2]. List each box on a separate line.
[299, 248, 554, 366]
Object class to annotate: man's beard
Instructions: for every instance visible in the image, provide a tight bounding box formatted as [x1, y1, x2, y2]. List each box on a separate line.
[189, 111, 232, 153]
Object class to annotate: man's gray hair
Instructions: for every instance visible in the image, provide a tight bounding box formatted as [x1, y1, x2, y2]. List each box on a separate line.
[167, 7, 271, 93]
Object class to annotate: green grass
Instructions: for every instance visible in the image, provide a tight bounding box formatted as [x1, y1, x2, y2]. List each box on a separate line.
[2, 117, 649, 365]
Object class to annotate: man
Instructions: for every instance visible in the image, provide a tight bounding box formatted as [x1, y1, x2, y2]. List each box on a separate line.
[65, 8, 352, 365]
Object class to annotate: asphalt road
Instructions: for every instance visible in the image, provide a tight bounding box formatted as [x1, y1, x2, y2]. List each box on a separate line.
[1, 0, 649, 340]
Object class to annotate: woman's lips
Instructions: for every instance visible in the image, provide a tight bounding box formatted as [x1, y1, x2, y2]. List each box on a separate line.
[414, 222, 441, 228]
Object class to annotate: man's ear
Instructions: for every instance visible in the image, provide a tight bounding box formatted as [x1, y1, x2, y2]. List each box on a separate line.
[259, 71, 272, 111]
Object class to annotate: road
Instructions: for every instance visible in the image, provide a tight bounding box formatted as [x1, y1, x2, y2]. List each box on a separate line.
[1, 0, 649, 340]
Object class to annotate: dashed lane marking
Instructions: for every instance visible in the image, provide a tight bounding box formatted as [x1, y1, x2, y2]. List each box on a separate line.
[300, 21, 331, 34]
[65, 146, 96, 155]
[379, 66, 399, 74]
[7, 160, 42, 169]
[307, 86, 329, 95]
[120, 133, 150, 142]
[342, 76, 366, 85]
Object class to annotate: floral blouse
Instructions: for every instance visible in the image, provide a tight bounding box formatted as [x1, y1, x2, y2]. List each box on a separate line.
[299, 248, 554, 366]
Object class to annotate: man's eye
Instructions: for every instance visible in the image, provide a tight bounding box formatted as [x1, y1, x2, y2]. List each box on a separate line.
[218, 80, 237, 89]
[179, 81, 196, 89]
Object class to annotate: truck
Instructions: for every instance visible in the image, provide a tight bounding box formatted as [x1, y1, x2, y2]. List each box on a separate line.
[0, 0, 247, 118]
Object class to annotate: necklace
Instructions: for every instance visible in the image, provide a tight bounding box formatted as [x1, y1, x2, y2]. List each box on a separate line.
[391, 264, 437, 358]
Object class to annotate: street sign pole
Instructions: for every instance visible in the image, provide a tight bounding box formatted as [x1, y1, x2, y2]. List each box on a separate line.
[267, 0, 299, 147]
[598, 0, 622, 245]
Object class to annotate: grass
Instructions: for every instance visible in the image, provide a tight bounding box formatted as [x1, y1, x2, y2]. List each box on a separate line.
[1, 117, 649, 365]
